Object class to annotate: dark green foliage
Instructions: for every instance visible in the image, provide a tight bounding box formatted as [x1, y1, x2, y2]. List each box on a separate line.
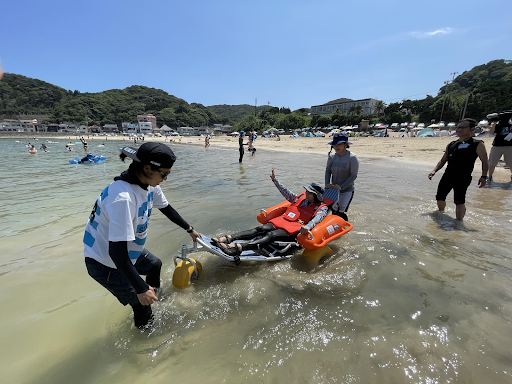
[207, 104, 274, 123]
[383, 59, 512, 124]
[0, 74, 70, 115]
[0, 75, 227, 127]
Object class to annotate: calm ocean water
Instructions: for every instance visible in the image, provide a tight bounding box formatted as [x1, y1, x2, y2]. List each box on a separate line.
[1, 137, 511, 383]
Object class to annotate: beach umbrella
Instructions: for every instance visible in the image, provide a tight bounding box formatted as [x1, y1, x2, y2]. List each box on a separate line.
[428, 124, 439, 128]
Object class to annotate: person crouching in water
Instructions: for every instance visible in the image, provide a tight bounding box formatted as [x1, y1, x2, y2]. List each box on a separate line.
[212, 168, 328, 258]
[83, 143, 199, 329]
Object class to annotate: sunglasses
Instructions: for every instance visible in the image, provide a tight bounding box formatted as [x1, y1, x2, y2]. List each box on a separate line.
[456, 125, 470, 129]
[154, 169, 171, 178]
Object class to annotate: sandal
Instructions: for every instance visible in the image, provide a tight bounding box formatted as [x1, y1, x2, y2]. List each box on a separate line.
[211, 235, 233, 246]
[218, 242, 243, 256]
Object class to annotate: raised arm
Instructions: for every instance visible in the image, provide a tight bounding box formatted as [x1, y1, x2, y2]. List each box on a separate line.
[271, 168, 298, 203]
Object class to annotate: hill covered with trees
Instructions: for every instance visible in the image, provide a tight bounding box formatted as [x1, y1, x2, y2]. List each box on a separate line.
[0, 74, 229, 128]
[1, 59, 510, 131]
[207, 104, 278, 123]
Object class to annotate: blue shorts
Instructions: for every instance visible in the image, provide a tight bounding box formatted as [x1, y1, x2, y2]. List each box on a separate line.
[85, 249, 161, 306]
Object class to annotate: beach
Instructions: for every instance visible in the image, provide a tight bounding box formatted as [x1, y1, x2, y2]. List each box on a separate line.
[1, 136, 512, 383]
[5, 133, 509, 176]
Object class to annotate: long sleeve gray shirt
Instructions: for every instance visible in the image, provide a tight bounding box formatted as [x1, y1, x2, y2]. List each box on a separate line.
[325, 151, 360, 192]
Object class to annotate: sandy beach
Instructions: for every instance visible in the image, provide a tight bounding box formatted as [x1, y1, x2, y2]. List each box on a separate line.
[8, 133, 509, 177]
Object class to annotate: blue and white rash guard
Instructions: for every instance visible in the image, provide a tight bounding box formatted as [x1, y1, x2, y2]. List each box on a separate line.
[83, 180, 169, 268]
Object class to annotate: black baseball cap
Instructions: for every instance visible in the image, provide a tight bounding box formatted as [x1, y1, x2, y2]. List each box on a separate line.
[122, 142, 176, 168]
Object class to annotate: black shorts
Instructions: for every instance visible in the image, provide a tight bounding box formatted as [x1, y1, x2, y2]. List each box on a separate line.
[435, 174, 472, 205]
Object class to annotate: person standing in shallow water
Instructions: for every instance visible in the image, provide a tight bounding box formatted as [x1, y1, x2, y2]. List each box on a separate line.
[325, 133, 359, 221]
[238, 131, 247, 163]
[428, 118, 488, 221]
[83, 143, 199, 329]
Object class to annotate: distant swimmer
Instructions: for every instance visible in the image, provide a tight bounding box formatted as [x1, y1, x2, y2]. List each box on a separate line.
[325, 133, 359, 222]
[428, 118, 488, 221]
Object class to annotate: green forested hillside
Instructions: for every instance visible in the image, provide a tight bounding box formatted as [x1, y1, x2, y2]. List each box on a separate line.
[1, 59, 510, 130]
[207, 104, 275, 123]
[0, 74, 228, 127]
[384, 59, 512, 124]
[0, 74, 73, 115]
[48, 85, 230, 127]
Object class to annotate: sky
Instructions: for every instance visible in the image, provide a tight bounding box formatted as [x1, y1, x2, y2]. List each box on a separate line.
[1, 0, 510, 110]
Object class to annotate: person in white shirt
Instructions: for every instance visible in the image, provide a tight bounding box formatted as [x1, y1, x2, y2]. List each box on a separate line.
[84, 142, 199, 329]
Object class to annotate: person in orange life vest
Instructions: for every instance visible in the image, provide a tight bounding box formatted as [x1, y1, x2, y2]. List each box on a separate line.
[212, 168, 329, 256]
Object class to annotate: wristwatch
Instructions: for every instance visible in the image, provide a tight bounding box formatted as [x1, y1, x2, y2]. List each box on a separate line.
[186, 226, 194, 233]
[480, 176, 488, 179]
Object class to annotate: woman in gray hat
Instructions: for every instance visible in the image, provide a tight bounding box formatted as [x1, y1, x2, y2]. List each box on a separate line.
[325, 133, 360, 221]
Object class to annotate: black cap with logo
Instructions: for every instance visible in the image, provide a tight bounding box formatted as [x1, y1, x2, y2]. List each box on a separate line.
[121, 142, 176, 168]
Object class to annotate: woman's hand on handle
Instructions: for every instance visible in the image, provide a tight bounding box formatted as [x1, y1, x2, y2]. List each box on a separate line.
[189, 229, 201, 242]
[137, 286, 158, 306]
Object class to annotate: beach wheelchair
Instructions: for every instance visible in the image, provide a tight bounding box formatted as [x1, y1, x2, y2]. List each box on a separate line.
[172, 188, 353, 289]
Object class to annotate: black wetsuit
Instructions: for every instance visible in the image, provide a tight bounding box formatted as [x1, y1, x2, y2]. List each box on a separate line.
[436, 137, 482, 205]
[239, 136, 244, 163]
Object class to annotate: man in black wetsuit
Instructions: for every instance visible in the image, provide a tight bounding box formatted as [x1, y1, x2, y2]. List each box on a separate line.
[239, 131, 247, 163]
[428, 118, 489, 221]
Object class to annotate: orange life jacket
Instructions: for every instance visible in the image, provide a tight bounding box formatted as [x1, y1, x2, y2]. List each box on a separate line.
[269, 192, 326, 235]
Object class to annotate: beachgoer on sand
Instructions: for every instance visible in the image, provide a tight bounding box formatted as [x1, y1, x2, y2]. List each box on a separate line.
[83, 143, 199, 329]
[428, 118, 488, 221]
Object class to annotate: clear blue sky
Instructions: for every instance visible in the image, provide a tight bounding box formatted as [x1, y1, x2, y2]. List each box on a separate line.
[1, 0, 510, 110]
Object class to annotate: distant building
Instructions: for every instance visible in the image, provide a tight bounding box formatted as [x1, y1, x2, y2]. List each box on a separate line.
[177, 126, 194, 135]
[139, 122, 153, 135]
[311, 98, 379, 116]
[137, 114, 157, 132]
[89, 125, 101, 134]
[47, 124, 60, 132]
[122, 122, 139, 134]
[103, 124, 119, 133]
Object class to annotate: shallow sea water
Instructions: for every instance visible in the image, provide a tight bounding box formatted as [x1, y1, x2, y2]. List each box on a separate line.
[1, 138, 512, 383]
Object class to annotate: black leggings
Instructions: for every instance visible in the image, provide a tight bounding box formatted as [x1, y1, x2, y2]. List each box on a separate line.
[231, 223, 296, 250]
